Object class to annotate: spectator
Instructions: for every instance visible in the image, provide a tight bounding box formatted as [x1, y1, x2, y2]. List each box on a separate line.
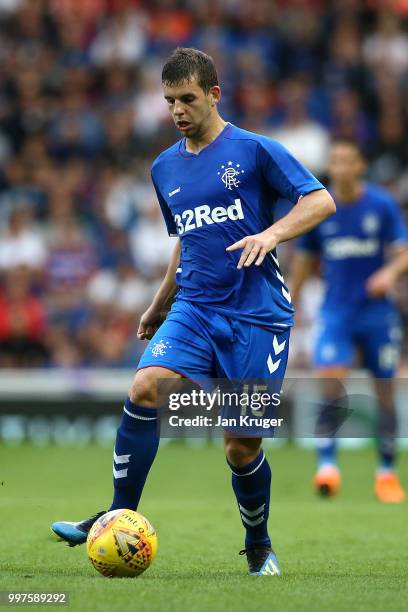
[269, 78, 330, 176]
[0, 266, 48, 366]
[0, 0, 407, 369]
[363, 10, 408, 76]
[0, 204, 47, 271]
[129, 199, 175, 278]
[90, 7, 147, 66]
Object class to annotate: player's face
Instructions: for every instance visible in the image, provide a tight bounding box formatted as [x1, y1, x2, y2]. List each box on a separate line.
[328, 144, 365, 186]
[163, 78, 219, 139]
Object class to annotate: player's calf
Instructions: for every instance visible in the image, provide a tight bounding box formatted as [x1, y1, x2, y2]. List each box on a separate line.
[225, 437, 280, 574]
[51, 367, 182, 546]
[110, 367, 181, 512]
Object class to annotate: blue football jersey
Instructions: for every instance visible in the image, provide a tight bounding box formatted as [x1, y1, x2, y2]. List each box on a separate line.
[151, 123, 324, 331]
[297, 183, 408, 310]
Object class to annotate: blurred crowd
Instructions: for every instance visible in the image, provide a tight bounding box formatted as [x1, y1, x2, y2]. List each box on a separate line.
[0, 0, 408, 368]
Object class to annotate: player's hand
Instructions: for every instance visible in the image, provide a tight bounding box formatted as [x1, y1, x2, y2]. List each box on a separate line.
[366, 266, 397, 297]
[137, 305, 168, 340]
[226, 231, 278, 269]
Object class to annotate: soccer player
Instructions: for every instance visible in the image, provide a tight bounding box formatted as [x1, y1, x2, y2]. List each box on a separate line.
[51, 48, 335, 575]
[290, 139, 408, 503]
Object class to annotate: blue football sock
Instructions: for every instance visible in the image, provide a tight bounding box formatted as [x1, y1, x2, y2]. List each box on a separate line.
[377, 410, 397, 471]
[317, 438, 337, 468]
[315, 401, 341, 468]
[109, 397, 160, 511]
[228, 450, 271, 549]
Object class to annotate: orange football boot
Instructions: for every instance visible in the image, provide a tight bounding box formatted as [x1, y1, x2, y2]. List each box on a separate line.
[313, 465, 341, 497]
[375, 472, 406, 503]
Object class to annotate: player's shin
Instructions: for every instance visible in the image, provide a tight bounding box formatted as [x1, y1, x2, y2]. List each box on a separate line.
[110, 397, 160, 511]
[315, 400, 342, 468]
[314, 398, 342, 496]
[227, 449, 271, 548]
[377, 409, 397, 471]
[316, 436, 338, 467]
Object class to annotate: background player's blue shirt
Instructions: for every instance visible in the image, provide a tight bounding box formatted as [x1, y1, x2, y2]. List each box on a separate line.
[151, 123, 324, 331]
[297, 183, 408, 312]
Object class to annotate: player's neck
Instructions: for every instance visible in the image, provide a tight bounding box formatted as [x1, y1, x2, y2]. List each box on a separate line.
[185, 116, 228, 154]
[333, 182, 363, 204]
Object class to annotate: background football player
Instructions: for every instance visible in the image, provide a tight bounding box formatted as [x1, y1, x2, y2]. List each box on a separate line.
[290, 139, 408, 503]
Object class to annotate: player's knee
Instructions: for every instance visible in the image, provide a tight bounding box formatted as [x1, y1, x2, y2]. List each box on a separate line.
[225, 438, 261, 468]
[129, 368, 160, 407]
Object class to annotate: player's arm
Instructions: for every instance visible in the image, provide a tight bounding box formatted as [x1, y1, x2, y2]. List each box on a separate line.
[366, 245, 408, 297]
[227, 189, 334, 269]
[139, 166, 181, 340]
[366, 196, 408, 297]
[137, 239, 180, 340]
[226, 139, 335, 269]
[289, 250, 318, 309]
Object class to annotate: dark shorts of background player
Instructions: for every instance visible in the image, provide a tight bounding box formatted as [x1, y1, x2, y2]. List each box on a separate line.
[314, 307, 401, 378]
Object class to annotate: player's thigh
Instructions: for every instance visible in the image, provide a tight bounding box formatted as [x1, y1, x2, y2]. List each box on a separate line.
[371, 377, 396, 411]
[316, 367, 349, 402]
[314, 318, 354, 371]
[129, 366, 182, 407]
[216, 323, 290, 382]
[216, 324, 289, 439]
[137, 300, 214, 380]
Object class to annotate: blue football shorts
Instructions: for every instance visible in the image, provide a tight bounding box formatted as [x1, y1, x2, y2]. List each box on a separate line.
[137, 299, 290, 436]
[314, 305, 401, 378]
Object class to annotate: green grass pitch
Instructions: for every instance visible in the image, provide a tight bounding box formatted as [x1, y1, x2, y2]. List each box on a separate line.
[1, 442, 407, 611]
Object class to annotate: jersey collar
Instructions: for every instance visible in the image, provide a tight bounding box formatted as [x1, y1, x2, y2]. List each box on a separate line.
[178, 123, 232, 159]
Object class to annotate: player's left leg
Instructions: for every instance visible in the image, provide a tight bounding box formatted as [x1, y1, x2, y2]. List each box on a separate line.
[371, 377, 406, 503]
[312, 314, 353, 496]
[224, 435, 280, 576]
[361, 314, 406, 503]
[52, 300, 215, 545]
[51, 366, 181, 545]
[313, 370, 347, 497]
[213, 320, 289, 575]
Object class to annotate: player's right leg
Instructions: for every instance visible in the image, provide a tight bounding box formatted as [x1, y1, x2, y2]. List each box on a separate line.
[372, 379, 406, 503]
[51, 366, 181, 545]
[225, 435, 281, 576]
[312, 315, 353, 496]
[364, 343, 406, 502]
[358, 310, 406, 502]
[51, 300, 214, 545]
[313, 368, 348, 497]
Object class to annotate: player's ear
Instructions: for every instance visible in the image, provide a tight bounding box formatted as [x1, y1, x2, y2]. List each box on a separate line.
[209, 86, 221, 106]
[358, 156, 367, 176]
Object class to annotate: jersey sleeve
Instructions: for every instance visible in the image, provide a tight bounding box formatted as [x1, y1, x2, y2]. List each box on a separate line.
[151, 172, 178, 237]
[296, 228, 321, 254]
[382, 196, 408, 246]
[257, 138, 325, 203]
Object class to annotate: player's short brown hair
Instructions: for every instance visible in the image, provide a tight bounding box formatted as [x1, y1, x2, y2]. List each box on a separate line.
[162, 47, 219, 94]
[331, 138, 365, 158]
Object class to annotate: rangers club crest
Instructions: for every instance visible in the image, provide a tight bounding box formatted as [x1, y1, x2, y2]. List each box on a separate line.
[218, 161, 245, 190]
[362, 213, 379, 234]
[151, 339, 172, 357]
